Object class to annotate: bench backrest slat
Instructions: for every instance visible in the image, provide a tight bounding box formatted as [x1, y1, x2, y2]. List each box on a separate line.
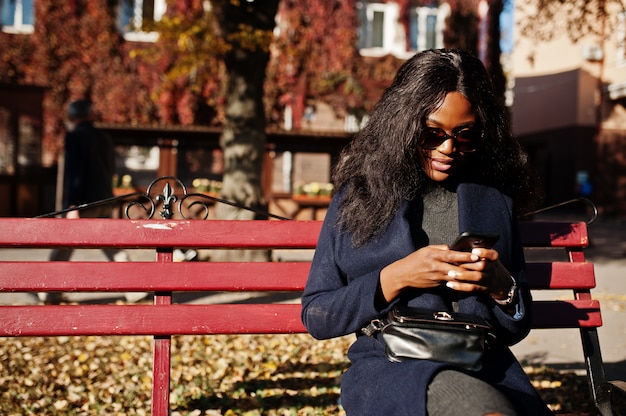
[0, 262, 310, 291]
[519, 221, 589, 247]
[525, 262, 595, 289]
[0, 261, 596, 291]
[0, 218, 322, 249]
[531, 300, 602, 328]
[0, 304, 306, 336]
[0, 301, 601, 336]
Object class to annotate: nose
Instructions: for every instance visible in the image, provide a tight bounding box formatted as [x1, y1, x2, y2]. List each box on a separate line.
[436, 137, 455, 154]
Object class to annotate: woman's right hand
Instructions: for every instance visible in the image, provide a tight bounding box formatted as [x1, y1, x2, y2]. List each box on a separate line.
[378, 245, 480, 303]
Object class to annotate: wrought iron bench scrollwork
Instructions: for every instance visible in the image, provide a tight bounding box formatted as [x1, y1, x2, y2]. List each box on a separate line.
[37, 176, 290, 220]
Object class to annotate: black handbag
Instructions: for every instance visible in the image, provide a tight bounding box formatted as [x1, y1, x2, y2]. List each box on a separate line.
[361, 305, 493, 371]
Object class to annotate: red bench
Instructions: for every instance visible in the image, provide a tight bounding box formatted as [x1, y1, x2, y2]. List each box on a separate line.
[0, 193, 623, 414]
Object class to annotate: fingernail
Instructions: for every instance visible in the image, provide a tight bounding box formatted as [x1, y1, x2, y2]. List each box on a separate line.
[470, 253, 480, 261]
[446, 281, 457, 289]
[471, 248, 481, 256]
[447, 270, 457, 278]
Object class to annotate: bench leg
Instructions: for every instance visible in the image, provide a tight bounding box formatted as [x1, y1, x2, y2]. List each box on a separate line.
[580, 327, 608, 413]
[152, 276, 173, 416]
[153, 335, 172, 416]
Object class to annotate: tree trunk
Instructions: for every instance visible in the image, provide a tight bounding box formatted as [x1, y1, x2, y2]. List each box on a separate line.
[212, 1, 279, 262]
[218, 57, 269, 221]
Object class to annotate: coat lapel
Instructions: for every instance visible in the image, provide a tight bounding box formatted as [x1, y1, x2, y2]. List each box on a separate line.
[456, 183, 513, 263]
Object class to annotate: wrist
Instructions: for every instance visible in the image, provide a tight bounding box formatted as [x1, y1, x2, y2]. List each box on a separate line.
[379, 263, 407, 303]
[491, 275, 517, 305]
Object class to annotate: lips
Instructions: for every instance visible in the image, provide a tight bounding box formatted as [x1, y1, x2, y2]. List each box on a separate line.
[430, 157, 454, 172]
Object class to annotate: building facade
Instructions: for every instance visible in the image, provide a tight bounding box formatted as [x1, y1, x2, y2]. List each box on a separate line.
[512, 0, 626, 217]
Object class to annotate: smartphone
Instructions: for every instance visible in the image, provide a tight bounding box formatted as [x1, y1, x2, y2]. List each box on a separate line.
[451, 232, 499, 252]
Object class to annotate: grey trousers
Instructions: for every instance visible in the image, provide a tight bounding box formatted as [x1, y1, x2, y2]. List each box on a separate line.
[426, 369, 520, 416]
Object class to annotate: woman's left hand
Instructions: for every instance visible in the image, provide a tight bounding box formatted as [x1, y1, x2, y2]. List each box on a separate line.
[445, 248, 514, 302]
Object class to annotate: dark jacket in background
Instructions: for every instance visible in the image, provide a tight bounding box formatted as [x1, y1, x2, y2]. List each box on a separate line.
[63, 121, 114, 208]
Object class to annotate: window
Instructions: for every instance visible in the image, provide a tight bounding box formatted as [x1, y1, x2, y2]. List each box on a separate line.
[357, 1, 448, 58]
[1, 0, 34, 34]
[118, 0, 166, 42]
[357, 2, 403, 57]
[409, 5, 449, 52]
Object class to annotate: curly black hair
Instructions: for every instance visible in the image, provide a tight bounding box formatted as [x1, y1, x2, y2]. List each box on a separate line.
[332, 49, 542, 246]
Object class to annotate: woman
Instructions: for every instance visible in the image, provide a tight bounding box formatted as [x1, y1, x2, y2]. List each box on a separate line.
[301, 49, 551, 415]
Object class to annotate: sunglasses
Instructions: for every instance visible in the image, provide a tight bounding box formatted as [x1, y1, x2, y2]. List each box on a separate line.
[419, 126, 484, 153]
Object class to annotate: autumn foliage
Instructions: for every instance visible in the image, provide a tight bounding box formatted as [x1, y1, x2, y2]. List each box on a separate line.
[265, 1, 362, 129]
[0, 1, 155, 158]
[0, 0, 486, 163]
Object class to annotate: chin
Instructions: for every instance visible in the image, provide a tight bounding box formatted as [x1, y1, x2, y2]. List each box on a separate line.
[427, 170, 452, 182]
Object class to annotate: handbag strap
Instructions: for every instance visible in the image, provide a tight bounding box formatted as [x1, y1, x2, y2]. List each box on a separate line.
[362, 288, 460, 337]
[448, 289, 460, 313]
[361, 317, 387, 337]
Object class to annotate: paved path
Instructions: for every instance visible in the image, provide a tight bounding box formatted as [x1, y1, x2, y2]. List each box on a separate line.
[1, 218, 624, 380]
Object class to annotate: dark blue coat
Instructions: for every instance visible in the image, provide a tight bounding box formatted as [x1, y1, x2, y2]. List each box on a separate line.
[63, 121, 114, 208]
[301, 183, 552, 415]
